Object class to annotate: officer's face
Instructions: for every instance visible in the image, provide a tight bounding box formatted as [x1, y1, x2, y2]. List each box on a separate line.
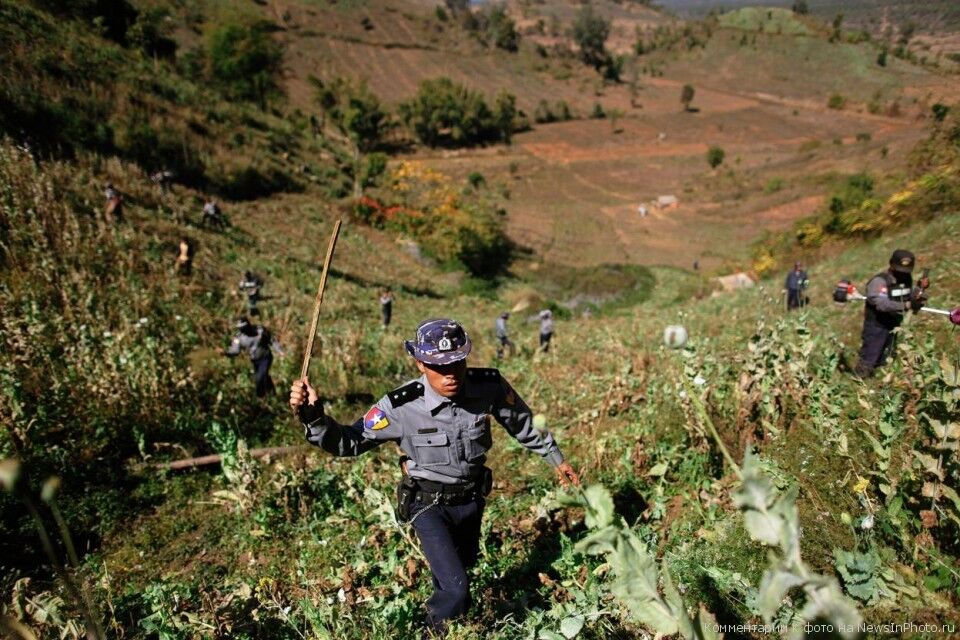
[416, 359, 468, 397]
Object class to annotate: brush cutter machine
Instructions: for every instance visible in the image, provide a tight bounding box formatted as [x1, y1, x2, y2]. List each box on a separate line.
[833, 278, 960, 325]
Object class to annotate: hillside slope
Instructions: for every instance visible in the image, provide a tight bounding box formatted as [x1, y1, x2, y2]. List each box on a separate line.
[4, 124, 960, 635]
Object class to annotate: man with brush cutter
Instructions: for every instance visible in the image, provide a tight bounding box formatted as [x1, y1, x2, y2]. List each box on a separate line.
[290, 318, 580, 635]
[854, 250, 929, 378]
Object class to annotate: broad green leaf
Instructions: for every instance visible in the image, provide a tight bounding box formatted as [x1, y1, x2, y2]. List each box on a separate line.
[757, 570, 804, 621]
[929, 419, 960, 441]
[559, 616, 585, 639]
[647, 462, 668, 477]
[581, 485, 614, 528]
[858, 429, 888, 460]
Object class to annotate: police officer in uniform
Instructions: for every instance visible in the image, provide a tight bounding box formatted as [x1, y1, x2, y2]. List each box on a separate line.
[223, 317, 283, 396]
[854, 250, 928, 378]
[289, 318, 580, 634]
[784, 262, 809, 310]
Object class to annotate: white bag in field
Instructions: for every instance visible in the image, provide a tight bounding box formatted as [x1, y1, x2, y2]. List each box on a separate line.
[663, 325, 688, 348]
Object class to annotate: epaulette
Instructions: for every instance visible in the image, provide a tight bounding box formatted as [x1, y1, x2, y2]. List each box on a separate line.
[388, 381, 424, 408]
[467, 368, 501, 382]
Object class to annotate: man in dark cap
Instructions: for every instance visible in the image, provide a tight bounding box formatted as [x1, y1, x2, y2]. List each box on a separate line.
[238, 271, 264, 316]
[223, 317, 283, 397]
[854, 249, 928, 378]
[784, 261, 809, 310]
[289, 318, 579, 634]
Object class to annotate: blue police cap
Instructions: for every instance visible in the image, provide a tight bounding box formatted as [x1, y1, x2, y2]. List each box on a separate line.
[404, 318, 472, 365]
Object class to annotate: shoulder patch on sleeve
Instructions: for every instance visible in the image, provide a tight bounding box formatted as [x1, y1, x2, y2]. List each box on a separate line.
[388, 381, 424, 408]
[364, 407, 390, 430]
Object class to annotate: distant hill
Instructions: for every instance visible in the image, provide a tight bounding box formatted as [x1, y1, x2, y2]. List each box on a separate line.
[657, 0, 960, 34]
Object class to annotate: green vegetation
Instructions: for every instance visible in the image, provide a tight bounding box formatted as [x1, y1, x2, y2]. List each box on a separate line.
[754, 102, 960, 274]
[5, 2, 960, 638]
[827, 93, 847, 110]
[706, 145, 725, 169]
[572, 5, 621, 81]
[717, 7, 812, 36]
[399, 78, 518, 148]
[572, 6, 609, 70]
[533, 100, 574, 124]
[474, 3, 519, 53]
[206, 20, 285, 109]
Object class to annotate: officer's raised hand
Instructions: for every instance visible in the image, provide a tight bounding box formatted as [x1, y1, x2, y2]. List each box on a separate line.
[555, 461, 581, 487]
[290, 378, 323, 423]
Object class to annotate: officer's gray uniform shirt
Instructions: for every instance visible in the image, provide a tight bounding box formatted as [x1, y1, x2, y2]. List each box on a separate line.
[303, 369, 564, 484]
[226, 328, 276, 360]
[866, 275, 912, 314]
[495, 317, 508, 338]
[540, 317, 554, 335]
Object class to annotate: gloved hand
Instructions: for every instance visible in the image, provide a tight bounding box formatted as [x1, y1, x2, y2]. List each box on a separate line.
[290, 378, 324, 429]
[911, 295, 926, 312]
[951, 307, 960, 326]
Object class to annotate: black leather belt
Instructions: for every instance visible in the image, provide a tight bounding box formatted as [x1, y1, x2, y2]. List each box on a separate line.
[414, 479, 481, 505]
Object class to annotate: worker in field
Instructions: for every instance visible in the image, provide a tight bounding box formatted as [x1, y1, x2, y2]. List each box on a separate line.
[202, 198, 225, 229]
[495, 312, 515, 360]
[784, 261, 809, 310]
[238, 271, 264, 316]
[380, 287, 394, 327]
[290, 318, 579, 634]
[223, 317, 284, 397]
[854, 250, 928, 378]
[175, 237, 194, 277]
[538, 309, 554, 353]
[103, 183, 123, 223]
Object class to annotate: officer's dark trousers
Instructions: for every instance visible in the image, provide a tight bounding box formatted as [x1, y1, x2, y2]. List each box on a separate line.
[411, 499, 484, 630]
[539, 332, 553, 352]
[382, 303, 392, 327]
[496, 336, 514, 359]
[252, 354, 274, 397]
[787, 289, 801, 309]
[856, 322, 895, 377]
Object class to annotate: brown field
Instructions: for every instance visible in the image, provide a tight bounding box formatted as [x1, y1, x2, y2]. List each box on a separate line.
[410, 83, 933, 271]
[262, 0, 957, 272]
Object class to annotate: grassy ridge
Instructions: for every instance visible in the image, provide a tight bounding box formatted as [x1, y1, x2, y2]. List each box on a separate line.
[0, 0, 345, 200]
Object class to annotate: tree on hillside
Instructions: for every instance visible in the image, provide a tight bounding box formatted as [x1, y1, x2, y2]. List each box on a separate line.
[573, 6, 610, 70]
[681, 84, 695, 111]
[479, 4, 519, 52]
[791, 1, 809, 15]
[399, 78, 516, 148]
[127, 6, 177, 60]
[706, 145, 725, 169]
[829, 12, 844, 42]
[311, 77, 391, 153]
[207, 21, 284, 109]
[311, 76, 392, 197]
[492, 90, 518, 144]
